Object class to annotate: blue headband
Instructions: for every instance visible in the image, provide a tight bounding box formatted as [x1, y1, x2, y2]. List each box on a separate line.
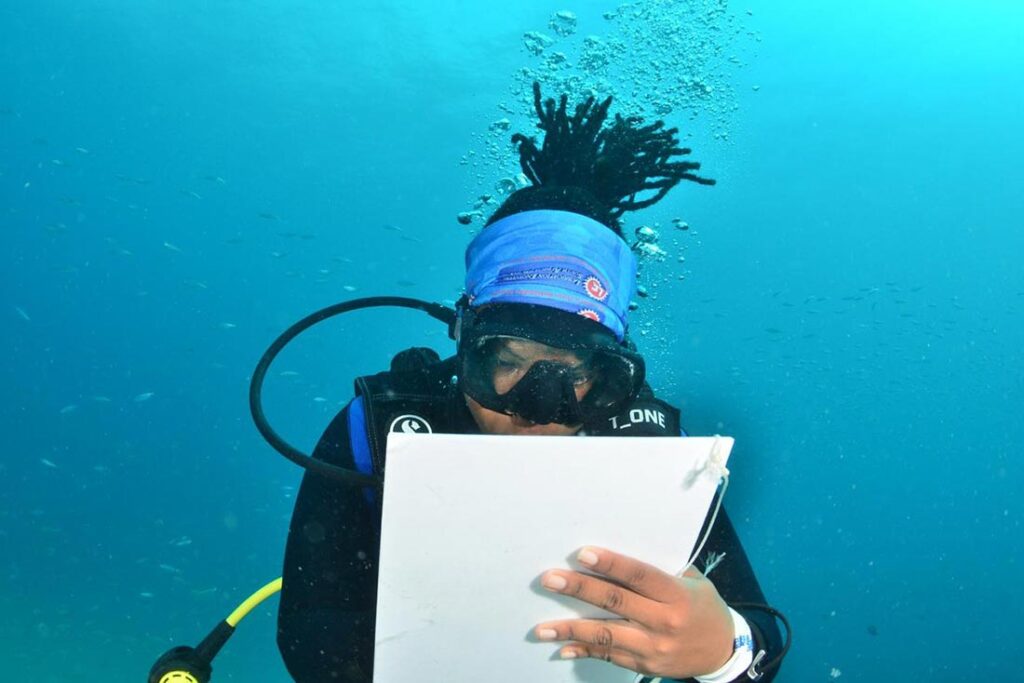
[464, 210, 637, 341]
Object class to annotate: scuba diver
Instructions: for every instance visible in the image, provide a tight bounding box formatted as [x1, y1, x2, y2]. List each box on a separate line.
[272, 83, 790, 683]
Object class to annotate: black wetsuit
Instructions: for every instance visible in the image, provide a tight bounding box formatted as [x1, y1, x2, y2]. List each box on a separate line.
[277, 355, 785, 682]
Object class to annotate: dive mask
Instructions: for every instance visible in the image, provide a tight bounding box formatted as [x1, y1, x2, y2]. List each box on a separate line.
[457, 303, 645, 425]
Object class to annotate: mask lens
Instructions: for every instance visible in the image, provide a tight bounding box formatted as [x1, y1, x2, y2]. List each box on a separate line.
[460, 336, 642, 424]
[579, 351, 640, 413]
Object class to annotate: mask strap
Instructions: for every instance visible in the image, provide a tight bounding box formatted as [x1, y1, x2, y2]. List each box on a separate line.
[452, 295, 472, 350]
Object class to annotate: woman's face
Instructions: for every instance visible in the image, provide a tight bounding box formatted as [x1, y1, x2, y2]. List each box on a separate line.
[464, 337, 593, 436]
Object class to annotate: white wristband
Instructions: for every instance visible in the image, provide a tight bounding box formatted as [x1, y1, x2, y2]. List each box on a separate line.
[693, 607, 754, 683]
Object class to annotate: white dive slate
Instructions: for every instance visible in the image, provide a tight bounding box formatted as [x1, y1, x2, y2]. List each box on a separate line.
[374, 432, 733, 683]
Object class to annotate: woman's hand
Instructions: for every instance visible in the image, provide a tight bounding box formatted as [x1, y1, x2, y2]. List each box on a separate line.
[533, 546, 734, 679]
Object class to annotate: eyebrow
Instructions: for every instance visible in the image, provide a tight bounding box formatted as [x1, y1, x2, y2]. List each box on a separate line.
[497, 344, 527, 362]
[502, 342, 587, 368]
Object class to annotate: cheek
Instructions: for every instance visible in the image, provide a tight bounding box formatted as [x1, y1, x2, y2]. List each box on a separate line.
[531, 422, 581, 436]
[466, 395, 515, 434]
[492, 373, 517, 395]
[483, 413, 516, 434]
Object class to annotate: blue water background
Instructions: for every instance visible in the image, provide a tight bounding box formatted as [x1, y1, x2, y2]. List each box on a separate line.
[2, 1, 1022, 680]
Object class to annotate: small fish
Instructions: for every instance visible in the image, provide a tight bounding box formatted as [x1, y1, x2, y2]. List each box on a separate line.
[91, 395, 111, 403]
[51, 159, 65, 166]
[139, 592, 155, 598]
[59, 404, 78, 415]
[15, 306, 30, 321]
[163, 242, 182, 253]
[134, 392, 155, 402]
[74, 147, 90, 154]
[279, 370, 300, 377]
[258, 212, 279, 220]
[312, 397, 327, 403]
[40, 458, 58, 468]
[158, 563, 181, 574]
[342, 285, 357, 292]
[170, 536, 193, 547]
[219, 322, 237, 330]
[181, 190, 202, 200]
[192, 587, 218, 596]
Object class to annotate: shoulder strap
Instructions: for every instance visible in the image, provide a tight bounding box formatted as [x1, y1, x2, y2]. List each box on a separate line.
[584, 387, 683, 437]
[353, 355, 460, 474]
[346, 395, 374, 475]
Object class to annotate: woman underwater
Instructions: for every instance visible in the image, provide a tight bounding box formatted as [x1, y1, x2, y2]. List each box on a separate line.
[276, 83, 788, 683]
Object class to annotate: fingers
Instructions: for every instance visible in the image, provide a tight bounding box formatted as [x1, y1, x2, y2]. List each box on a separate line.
[533, 548, 712, 677]
[534, 618, 649, 657]
[535, 619, 646, 673]
[561, 643, 641, 672]
[541, 568, 663, 624]
[573, 546, 684, 603]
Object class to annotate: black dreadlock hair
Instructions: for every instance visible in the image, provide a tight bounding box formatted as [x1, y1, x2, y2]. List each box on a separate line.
[486, 82, 715, 236]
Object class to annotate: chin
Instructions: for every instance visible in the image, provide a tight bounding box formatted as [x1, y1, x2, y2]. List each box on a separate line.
[507, 416, 580, 436]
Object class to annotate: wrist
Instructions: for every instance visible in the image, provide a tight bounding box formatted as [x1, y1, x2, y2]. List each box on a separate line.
[693, 607, 754, 683]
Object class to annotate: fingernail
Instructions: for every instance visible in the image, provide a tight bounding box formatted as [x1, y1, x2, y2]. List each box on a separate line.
[560, 649, 578, 659]
[542, 573, 567, 591]
[537, 628, 557, 640]
[577, 547, 599, 566]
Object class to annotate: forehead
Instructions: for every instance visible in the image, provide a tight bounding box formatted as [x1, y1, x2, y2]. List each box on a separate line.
[499, 337, 584, 362]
